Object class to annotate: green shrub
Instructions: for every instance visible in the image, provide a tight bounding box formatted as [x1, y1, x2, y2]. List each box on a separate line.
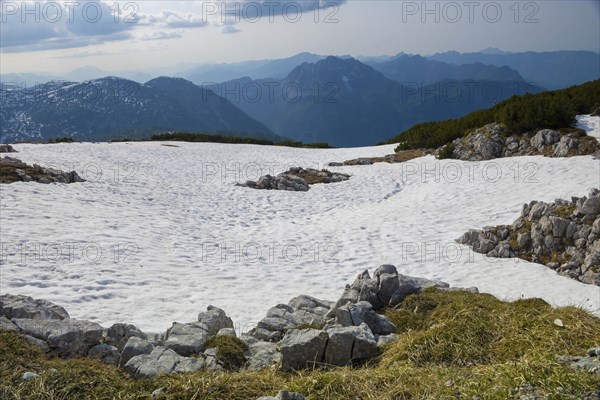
[204, 335, 249, 371]
[389, 79, 600, 151]
[437, 143, 456, 159]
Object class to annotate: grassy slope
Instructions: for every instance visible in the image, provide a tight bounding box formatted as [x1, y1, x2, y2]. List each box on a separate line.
[383, 79, 600, 151]
[1, 289, 599, 399]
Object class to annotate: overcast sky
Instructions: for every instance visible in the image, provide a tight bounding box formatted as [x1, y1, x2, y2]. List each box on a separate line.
[1, 0, 599, 75]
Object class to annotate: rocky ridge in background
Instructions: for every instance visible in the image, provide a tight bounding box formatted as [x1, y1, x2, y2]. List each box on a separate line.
[437, 124, 600, 161]
[0, 265, 476, 380]
[458, 188, 600, 285]
[0, 156, 85, 184]
[237, 167, 350, 192]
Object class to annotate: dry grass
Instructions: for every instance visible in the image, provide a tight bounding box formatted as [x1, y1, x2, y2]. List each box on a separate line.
[2, 289, 599, 400]
[289, 170, 332, 185]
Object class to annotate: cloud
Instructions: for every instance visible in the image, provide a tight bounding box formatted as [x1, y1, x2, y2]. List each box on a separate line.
[213, 0, 347, 20]
[0, 0, 348, 52]
[0, 1, 136, 52]
[142, 30, 184, 41]
[139, 10, 207, 28]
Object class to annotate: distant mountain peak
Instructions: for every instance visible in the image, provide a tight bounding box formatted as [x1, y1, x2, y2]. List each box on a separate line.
[479, 47, 511, 55]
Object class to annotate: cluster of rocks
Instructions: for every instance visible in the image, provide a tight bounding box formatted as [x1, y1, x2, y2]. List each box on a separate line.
[237, 167, 350, 192]
[0, 156, 85, 184]
[438, 123, 600, 161]
[0, 265, 470, 379]
[258, 391, 307, 400]
[327, 150, 429, 168]
[328, 158, 374, 167]
[457, 188, 600, 285]
[557, 347, 600, 375]
[0, 144, 17, 153]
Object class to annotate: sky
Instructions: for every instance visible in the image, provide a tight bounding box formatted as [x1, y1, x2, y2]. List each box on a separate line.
[1, 0, 599, 75]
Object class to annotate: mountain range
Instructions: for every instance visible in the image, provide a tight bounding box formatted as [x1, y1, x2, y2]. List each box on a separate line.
[427, 50, 600, 89]
[1, 50, 596, 146]
[3, 50, 597, 89]
[0, 77, 278, 143]
[215, 56, 541, 146]
[369, 54, 525, 85]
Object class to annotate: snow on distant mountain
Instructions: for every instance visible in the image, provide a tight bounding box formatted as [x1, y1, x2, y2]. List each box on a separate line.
[0, 76, 277, 143]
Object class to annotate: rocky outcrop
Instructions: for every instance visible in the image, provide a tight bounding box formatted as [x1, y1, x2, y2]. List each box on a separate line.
[257, 391, 308, 400]
[11, 318, 104, 357]
[280, 328, 328, 371]
[1, 265, 475, 377]
[0, 156, 85, 184]
[438, 124, 600, 161]
[249, 295, 333, 342]
[237, 167, 350, 192]
[557, 347, 600, 375]
[1, 294, 70, 320]
[0, 144, 17, 153]
[457, 189, 600, 285]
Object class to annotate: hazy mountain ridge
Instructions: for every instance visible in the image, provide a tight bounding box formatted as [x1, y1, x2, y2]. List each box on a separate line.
[428, 50, 600, 89]
[369, 54, 525, 85]
[0, 77, 277, 143]
[215, 56, 542, 146]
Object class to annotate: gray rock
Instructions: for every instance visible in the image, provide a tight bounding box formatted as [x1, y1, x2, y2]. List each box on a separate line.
[331, 270, 371, 310]
[125, 346, 187, 378]
[581, 196, 600, 215]
[324, 323, 378, 366]
[517, 232, 532, 249]
[351, 323, 379, 360]
[553, 136, 578, 157]
[203, 347, 224, 371]
[0, 144, 17, 153]
[151, 387, 166, 399]
[288, 295, 332, 313]
[250, 327, 283, 342]
[0, 294, 69, 320]
[164, 322, 210, 357]
[24, 334, 50, 352]
[588, 348, 600, 357]
[0, 157, 85, 184]
[216, 328, 237, 337]
[106, 323, 146, 352]
[376, 333, 399, 348]
[375, 266, 400, 307]
[172, 356, 206, 373]
[531, 129, 560, 150]
[459, 190, 600, 286]
[280, 329, 328, 371]
[197, 305, 234, 336]
[0, 315, 18, 331]
[12, 318, 103, 357]
[88, 344, 120, 366]
[348, 301, 396, 335]
[571, 357, 600, 374]
[450, 124, 504, 161]
[323, 325, 355, 366]
[21, 371, 40, 380]
[528, 202, 548, 220]
[245, 341, 281, 370]
[120, 336, 155, 366]
[257, 391, 308, 400]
